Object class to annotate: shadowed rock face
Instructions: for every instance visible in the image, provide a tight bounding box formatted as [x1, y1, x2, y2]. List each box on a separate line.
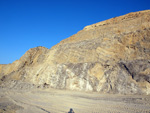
[0, 10, 150, 94]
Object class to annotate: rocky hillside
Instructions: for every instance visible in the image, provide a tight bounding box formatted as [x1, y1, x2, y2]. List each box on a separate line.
[0, 10, 150, 95]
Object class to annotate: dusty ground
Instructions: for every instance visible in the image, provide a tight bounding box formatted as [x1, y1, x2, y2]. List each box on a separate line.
[0, 88, 150, 113]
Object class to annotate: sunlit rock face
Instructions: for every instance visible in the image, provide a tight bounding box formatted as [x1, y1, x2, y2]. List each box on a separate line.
[0, 10, 150, 94]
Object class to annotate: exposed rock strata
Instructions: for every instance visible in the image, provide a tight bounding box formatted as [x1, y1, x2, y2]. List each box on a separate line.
[0, 10, 150, 94]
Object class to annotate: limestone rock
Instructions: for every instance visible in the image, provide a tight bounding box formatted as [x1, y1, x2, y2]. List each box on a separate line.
[0, 10, 150, 94]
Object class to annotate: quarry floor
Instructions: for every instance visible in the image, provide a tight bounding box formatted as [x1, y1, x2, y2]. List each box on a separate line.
[0, 88, 150, 113]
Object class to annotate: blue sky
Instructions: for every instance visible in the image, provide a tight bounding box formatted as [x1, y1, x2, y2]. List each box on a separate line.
[0, 0, 150, 64]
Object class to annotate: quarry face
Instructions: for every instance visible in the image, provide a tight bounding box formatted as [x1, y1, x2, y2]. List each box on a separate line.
[0, 10, 150, 95]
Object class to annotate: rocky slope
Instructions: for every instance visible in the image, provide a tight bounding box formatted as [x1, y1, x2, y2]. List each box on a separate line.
[0, 10, 150, 94]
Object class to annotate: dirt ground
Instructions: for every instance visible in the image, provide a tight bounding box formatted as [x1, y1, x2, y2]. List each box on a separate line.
[0, 88, 150, 113]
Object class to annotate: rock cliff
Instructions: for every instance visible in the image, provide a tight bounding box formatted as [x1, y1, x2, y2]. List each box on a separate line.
[0, 10, 150, 94]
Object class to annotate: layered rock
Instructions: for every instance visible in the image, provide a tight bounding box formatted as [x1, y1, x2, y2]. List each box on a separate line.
[0, 10, 150, 94]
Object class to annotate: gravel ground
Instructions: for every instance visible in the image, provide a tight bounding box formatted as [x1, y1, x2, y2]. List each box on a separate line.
[0, 88, 150, 113]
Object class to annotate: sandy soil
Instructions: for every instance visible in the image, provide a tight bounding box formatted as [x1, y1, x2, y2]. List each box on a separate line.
[0, 88, 150, 113]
